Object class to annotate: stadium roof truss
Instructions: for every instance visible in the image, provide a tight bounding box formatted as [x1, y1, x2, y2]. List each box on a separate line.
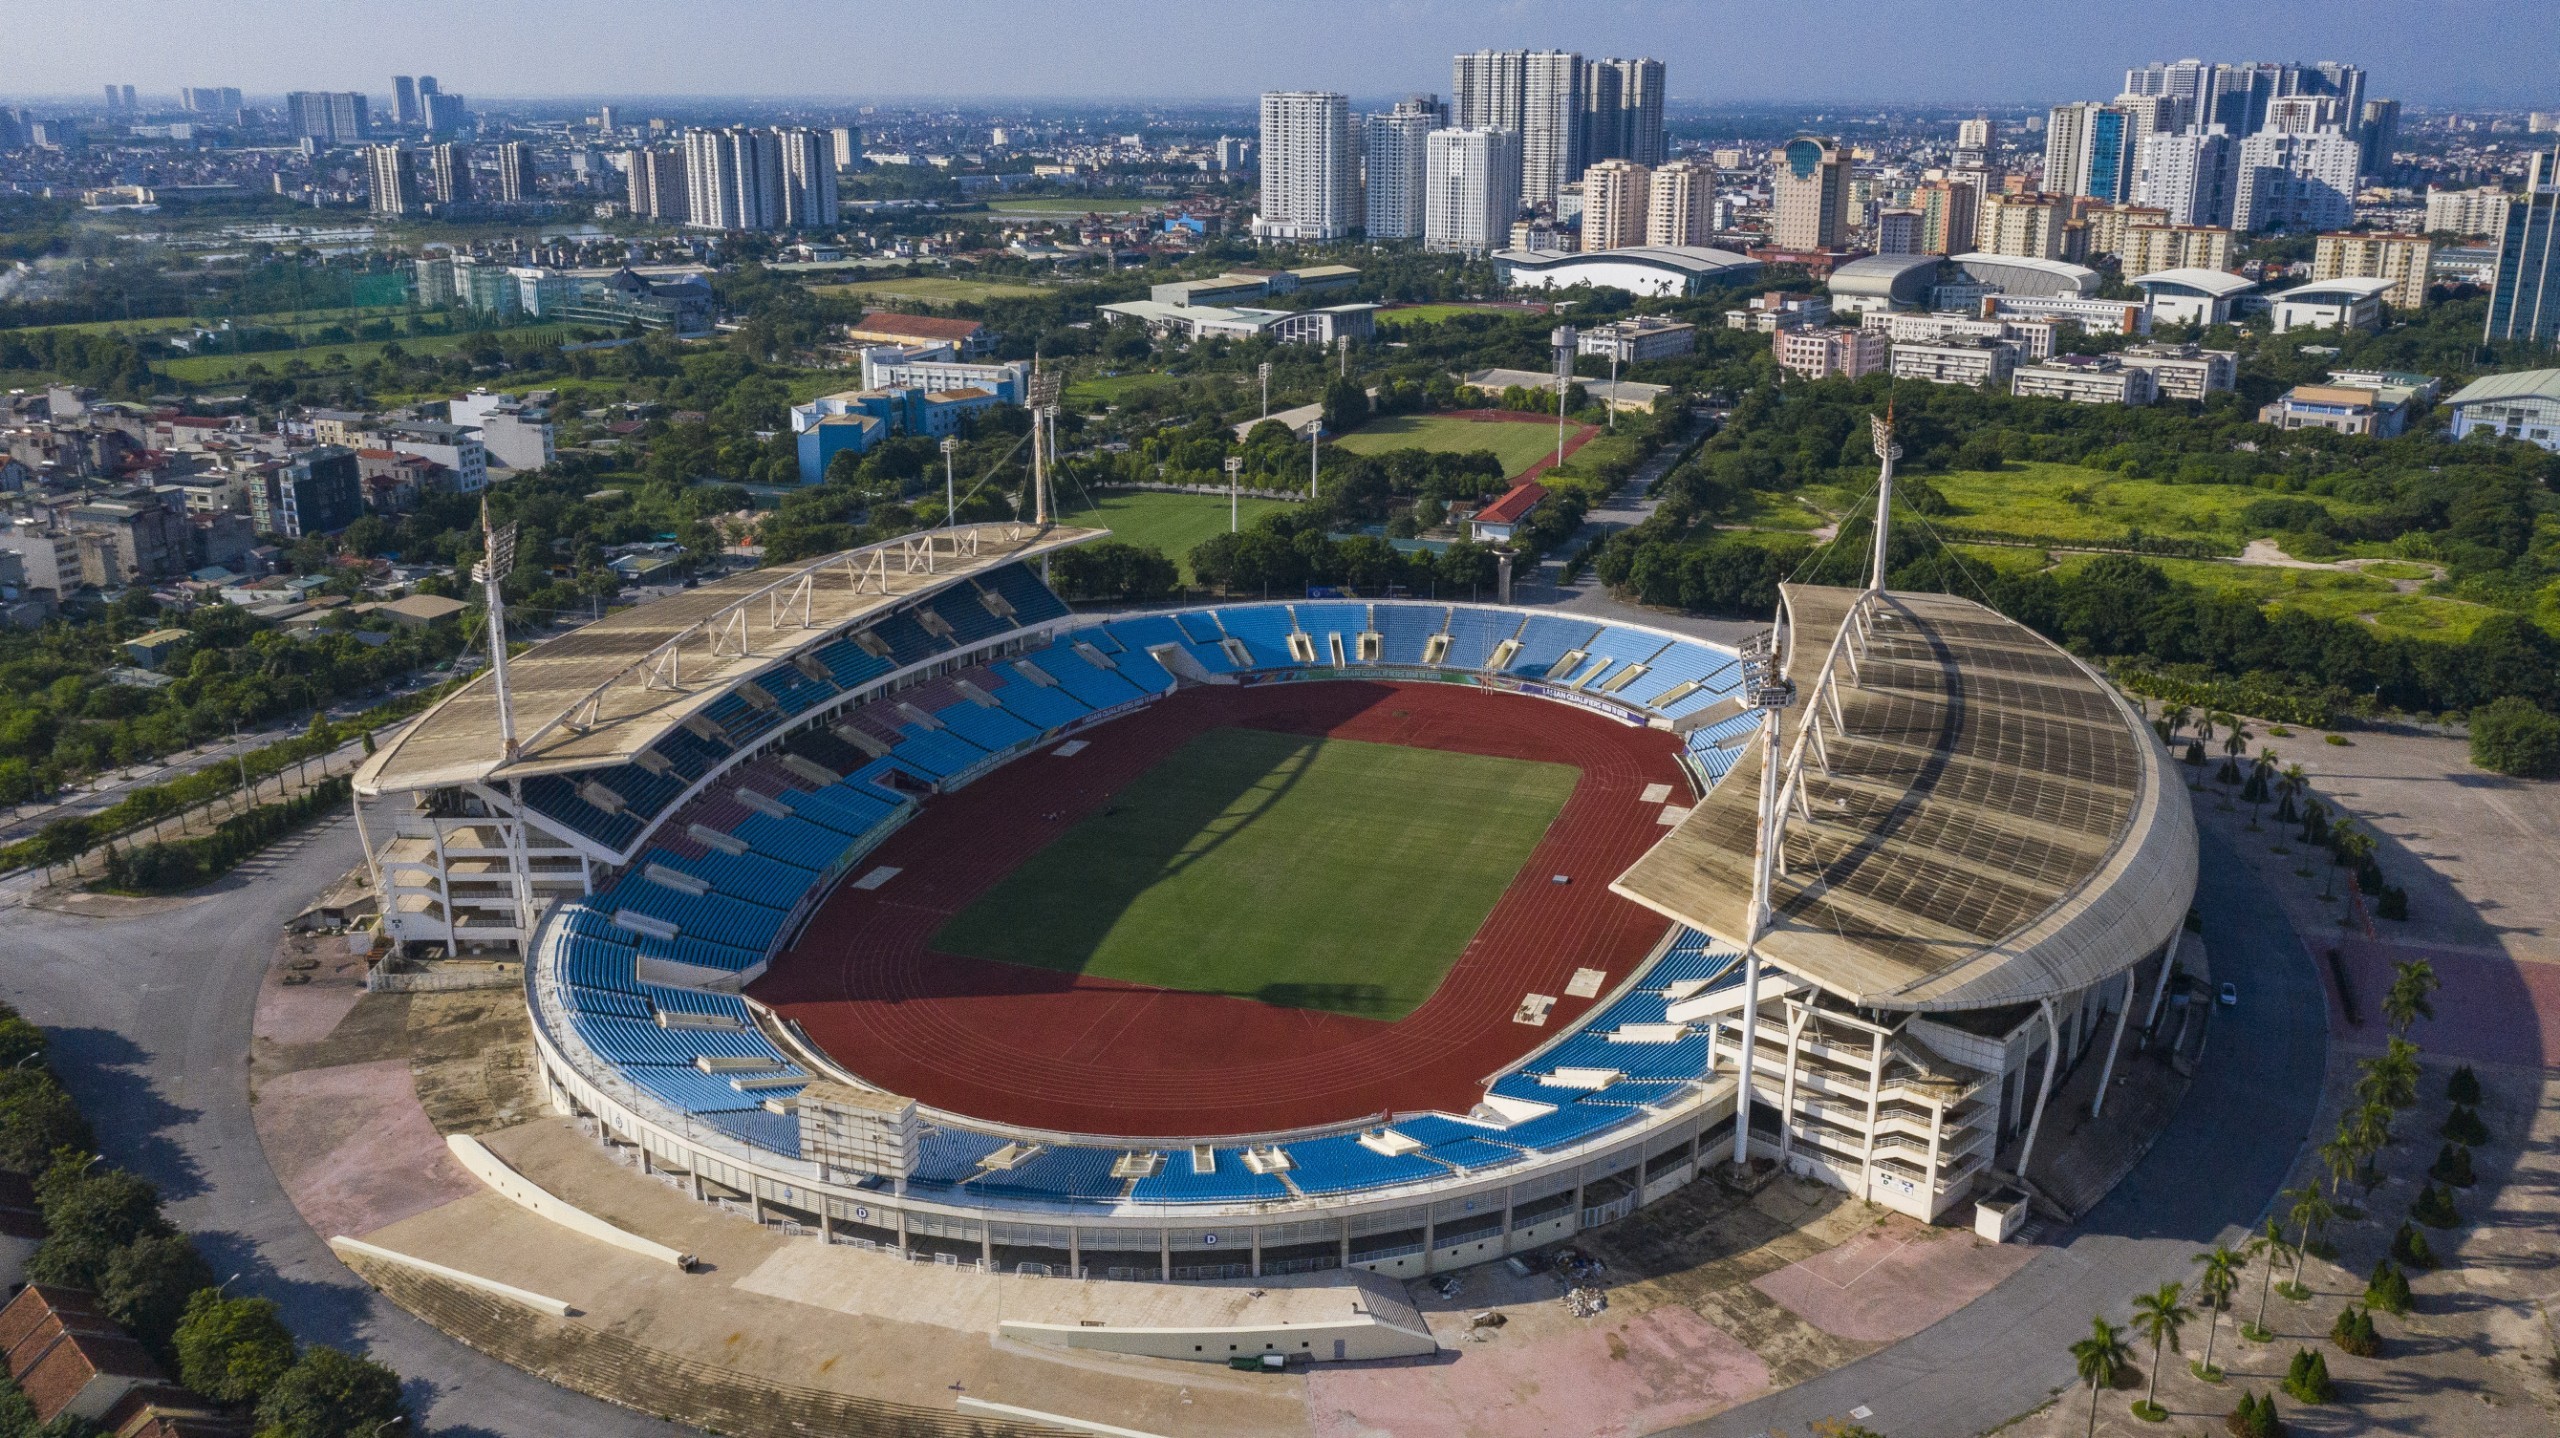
[1612, 583, 2196, 1013]
[360, 521, 1104, 793]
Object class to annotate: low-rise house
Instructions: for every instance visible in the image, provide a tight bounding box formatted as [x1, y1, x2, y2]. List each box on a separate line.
[2012, 354, 2158, 406]
[2117, 343, 2239, 401]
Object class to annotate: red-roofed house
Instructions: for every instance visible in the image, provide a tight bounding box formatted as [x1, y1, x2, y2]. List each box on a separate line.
[844, 311, 989, 356]
[1468, 480, 1549, 544]
[0, 1285, 166, 1427]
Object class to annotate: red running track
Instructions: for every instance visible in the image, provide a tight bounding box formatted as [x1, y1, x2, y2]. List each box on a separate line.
[751, 680, 1690, 1137]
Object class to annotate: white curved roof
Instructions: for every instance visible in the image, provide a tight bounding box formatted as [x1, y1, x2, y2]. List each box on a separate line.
[1829, 253, 1943, 297]
[2131, 267, 2257, 298]
[1950, 252, 2104, 297]
[2447, 368, 2560, 406]
[1495, 245, 1762, 276]
[2271, 275, 2397, 303]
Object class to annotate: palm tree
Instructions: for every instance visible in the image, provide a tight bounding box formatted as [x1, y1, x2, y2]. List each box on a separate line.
[2382, 958, 2439, 1037]
[2357, 1036, 2421, 1110]
[2193, 1245, 2243, 1378]
[2071, 1314, 2134, 1438]
[2274, 763, 2306, 826]
[2166, 704, 2193, 742]
[2287, 1185, 2337, 1282]
[2318, 1131, 2357, 1199]
[2130, 1281, 2192, 1416]
[2350, 1099, 2395, 1190]
[2246, 1217, 2290, 1337]
[2323, 817, 2356, 899]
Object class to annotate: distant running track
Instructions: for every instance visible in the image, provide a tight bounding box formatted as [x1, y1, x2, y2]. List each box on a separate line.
[752, 680, 1689, 1137]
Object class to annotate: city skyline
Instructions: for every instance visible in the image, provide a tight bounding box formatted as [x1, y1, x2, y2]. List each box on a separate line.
[8, 0, 2558, 107]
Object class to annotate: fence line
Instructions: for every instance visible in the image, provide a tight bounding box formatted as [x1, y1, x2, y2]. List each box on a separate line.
[36, 736, 374, 887]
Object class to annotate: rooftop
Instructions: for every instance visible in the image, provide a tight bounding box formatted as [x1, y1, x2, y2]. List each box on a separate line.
[2129, 267, 2258, 298]
[848, 312, 984, 342]
[357, 522, 1103, 794]
[1613, 585, 2195, 1012]
[2271, 275, 2398, 303]
[2447, 367, 2560, 407]
[1493, 245, 1763, 276]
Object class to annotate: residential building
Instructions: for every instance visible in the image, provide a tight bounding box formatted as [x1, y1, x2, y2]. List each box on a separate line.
[1915, 180, 1977, 255]
[428, 140, 472, 205]
[392, 75, 419, 126]
[1978, 191, 2068, 260]
[1875, 209, 1922, 256]
[384, 420, 488, 494]
[2134, 128, 2237, 228]
[2081, 204, 2169, 257]
[1725, 291, 1832, 333]
[2013, 353, 2158, 405]
[2484, 148, 2560, 348]
[1580, 159, 1650, 252]
[2258, 382, 2412, 437]
[494, 141, 536, 203]
[2313, 232, 2432, 310]
[2360, 98, 2401, 177]
[2122, 223, 2234, 276]
[1646, 157, 1712, 246]
[2233, 129, 2359, 233]
[1591, 57, 1667, 167]
[0, 1285, 167, 1429]
[1863, 309, 2057, 359]
[831, 126, 861, 169]
[684, 127, 782, 231]
[1361, 99, 1439, 241]
[66, 496, 191, 584]
[1889, 336, 2018, 387]
[1770, 136, 1852, 251]
[285, 90, 366, 145]
[447, 391, 556, 472]
[1577, 316, 1696, 363]
[251, 445, 363, 537]
[1424, 127, 1521, 254]
[1255, 91, 1358, 241]
[2424, 185, 2511, 241]
[2269, 276, 2393, 333]
[2117, 342, 2238, 400]
[423, 90, 465, 135]
[628, 147, 686, 223]
[778, 127, 839, 227]
[1468, 480, 1548, 544]
[365, 144, 419, 217]
[2446, 369, 2560, 451]
[1774, 326, 1888, 380]
[1517, 50, 1586, 209]
[2047, 102, 2136, 203]
[1983, 293, 2150, 333]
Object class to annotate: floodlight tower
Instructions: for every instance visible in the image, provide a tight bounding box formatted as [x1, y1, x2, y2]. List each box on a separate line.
[1868, 411, 1899, 594]
[1731, 608, 1795, 1166]
[1027, 366, 1063, 527]
[472, 499, 535, 936]
[1550, 324, 1578, 471]
[1258, 360, 1272, 420]
[1224, 454, 1242, 532]
[940, 435, 959, 529]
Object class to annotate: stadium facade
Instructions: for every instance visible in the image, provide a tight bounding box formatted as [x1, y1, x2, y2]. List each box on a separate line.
[355, 486, 2194, 1279]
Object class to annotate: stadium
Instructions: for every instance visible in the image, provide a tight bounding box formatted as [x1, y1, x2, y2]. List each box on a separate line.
[353, 452, 2195, 1290]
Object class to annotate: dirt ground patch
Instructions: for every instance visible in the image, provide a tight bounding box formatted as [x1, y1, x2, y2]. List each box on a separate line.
[1750, 1213, 2038, 1344]
[406, 989, 539, 1135]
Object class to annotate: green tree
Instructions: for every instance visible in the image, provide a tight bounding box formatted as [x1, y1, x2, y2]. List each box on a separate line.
[96, 1229, 213, 1358]
[0, 1070, 94, 1174]
[255, 1346, 406, 1438]
[28, 1159, 174, 1291]
[2381, 958, 2438, 1037]
[175, 1291, 299, 1405]
[2131, 1281, 2193, 1418]
[2468, 696, 2560, 777]
[2070, 1315, 2133, 1438]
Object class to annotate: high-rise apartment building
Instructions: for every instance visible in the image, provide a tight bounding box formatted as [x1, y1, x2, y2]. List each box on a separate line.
[286, 91, 368, 146]
[494, 141, 536, 203]
[1875, 209, 1923, 255]
[2359, 99, 2401, 178]
[628, 147, 687, 224]
[778, 128, 839, 228]
[1586, 57, 1666, 167]
[182, 87, 243, 114]
[2232, 129, 2358, 232]
[393, 76, 419, 127]
[2484, 149, 2560, 347]
[1452, 49, 1664, 210]
[1916, 180, 1979, 255]
[1518, 50, 1585, 210]
[2425, 185, 2513, 240]
[830, 126, 861, 169]
[683, 128, 782, 231]
[1254, 91, 1358, 241]
[2314, 231, 2433, 309]
[1424, 127, 1521, 253]
[2134, 128, 2237, 227]
[2046, 103, 2135, 203]
[427, 141, 472, 205]
[424, 91, 466, 135]
[1579, 159, 1650, 251]
[1957, 117, 1995, 152]
[1646, 157, 1714, 247]
[1979, 191, 2069, 259]
[1769, 136, 1852, 250]
[2120, 223, 2233, 276]
[365, 145, 420, 217]
[1361, 99, 1440, 241]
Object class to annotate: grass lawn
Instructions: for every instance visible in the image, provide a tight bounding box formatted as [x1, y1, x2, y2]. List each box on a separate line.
[1058, 489, 1294, 577]
[930, 726, 1576, 1020]
[1924, 462, 2373, 550]
[1065, 369, 1203, 405]
[1376, 303, 1525, 327]
[1333, 413, 1563, 479]
[2070, 555, 2500, 642]
[811, 276, 1050, 304]
[154, 328, 575, 383]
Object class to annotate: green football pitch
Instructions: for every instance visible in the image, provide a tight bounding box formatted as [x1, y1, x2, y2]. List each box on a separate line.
[929, 726, 1578, 1020]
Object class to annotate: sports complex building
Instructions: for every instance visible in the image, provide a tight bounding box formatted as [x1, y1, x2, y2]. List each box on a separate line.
[354, 494, 2194, 1288]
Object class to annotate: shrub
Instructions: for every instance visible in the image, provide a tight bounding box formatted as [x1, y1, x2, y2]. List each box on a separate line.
[2446, 1065, 2482, 1106]
[2469, 696, 2560, 778]
[2389, 1220, 2435, 1269]
[2440, 1104, 2490, 1146]
[0, 1069, 95, 1175]
[2363, 1259, 2413, 1317]
[175, 1291, 298, 1405]
[2281, 1347, 2335, 1403]
[255, 1345, 407, 1438]
[2330, 1304, 2380, 1357]
[28, 1159, 177, 1291]
[2226, 1390, 2283, 1438]
[98, 1229, 214, 1359]
[2410, 1181, 2460, 1229]
[2376, 886, 2408, 921]
[2430, 1141, 2475, 1188]
[0, 1009, 45, 1070]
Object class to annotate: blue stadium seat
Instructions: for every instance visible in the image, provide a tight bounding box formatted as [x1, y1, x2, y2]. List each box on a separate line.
[982, 562, 1072, 625]
[703, 1107, 804, 1156]
[621, 1066, 771, 1114]
[926, 585, 1013, 646]
[931, 700, 1040, 754]
[1213, 605, 1298, 669]
[1023, 648, 1145, 709]
[1425, 1136, 1527, 1171]
[1128, 1150, 1292, 1203]
[1439, 607, 1517, 670]
[1493, 1100, 1643, 1152]
[1375, 604, 1444, 664]
[870, 611, 952, 667]
[1293, 603, 1367, 663]
[1281, 1134, 1444, 1195]
[1507, 616, 1600, 675]
[908, 1127, 1011, 1186]
[993, 675, 1091, 732]
[733, 811, 861, 870]
[968, 1145, 1126, 1201]
[810, 637, 895, 691]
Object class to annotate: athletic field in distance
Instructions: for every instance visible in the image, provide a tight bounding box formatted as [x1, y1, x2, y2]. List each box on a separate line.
[930, 726, 1577, 1020]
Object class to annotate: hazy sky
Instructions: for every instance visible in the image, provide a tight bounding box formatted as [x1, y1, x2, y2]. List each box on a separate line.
[16, 0, 2556, 107]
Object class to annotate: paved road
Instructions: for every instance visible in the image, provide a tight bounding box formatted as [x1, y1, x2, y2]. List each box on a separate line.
[1669, 823, 2331, 1438]
[1512, 415, 1768, 650]
[4, 817, 680, 1438]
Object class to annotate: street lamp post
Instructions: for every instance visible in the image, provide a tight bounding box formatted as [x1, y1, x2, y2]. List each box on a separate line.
[1258, 360, 1272, 421]
[939, 435, 958, 529]
[1305, 418, 1321, 499]
[1223, 455, 1242, 532]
